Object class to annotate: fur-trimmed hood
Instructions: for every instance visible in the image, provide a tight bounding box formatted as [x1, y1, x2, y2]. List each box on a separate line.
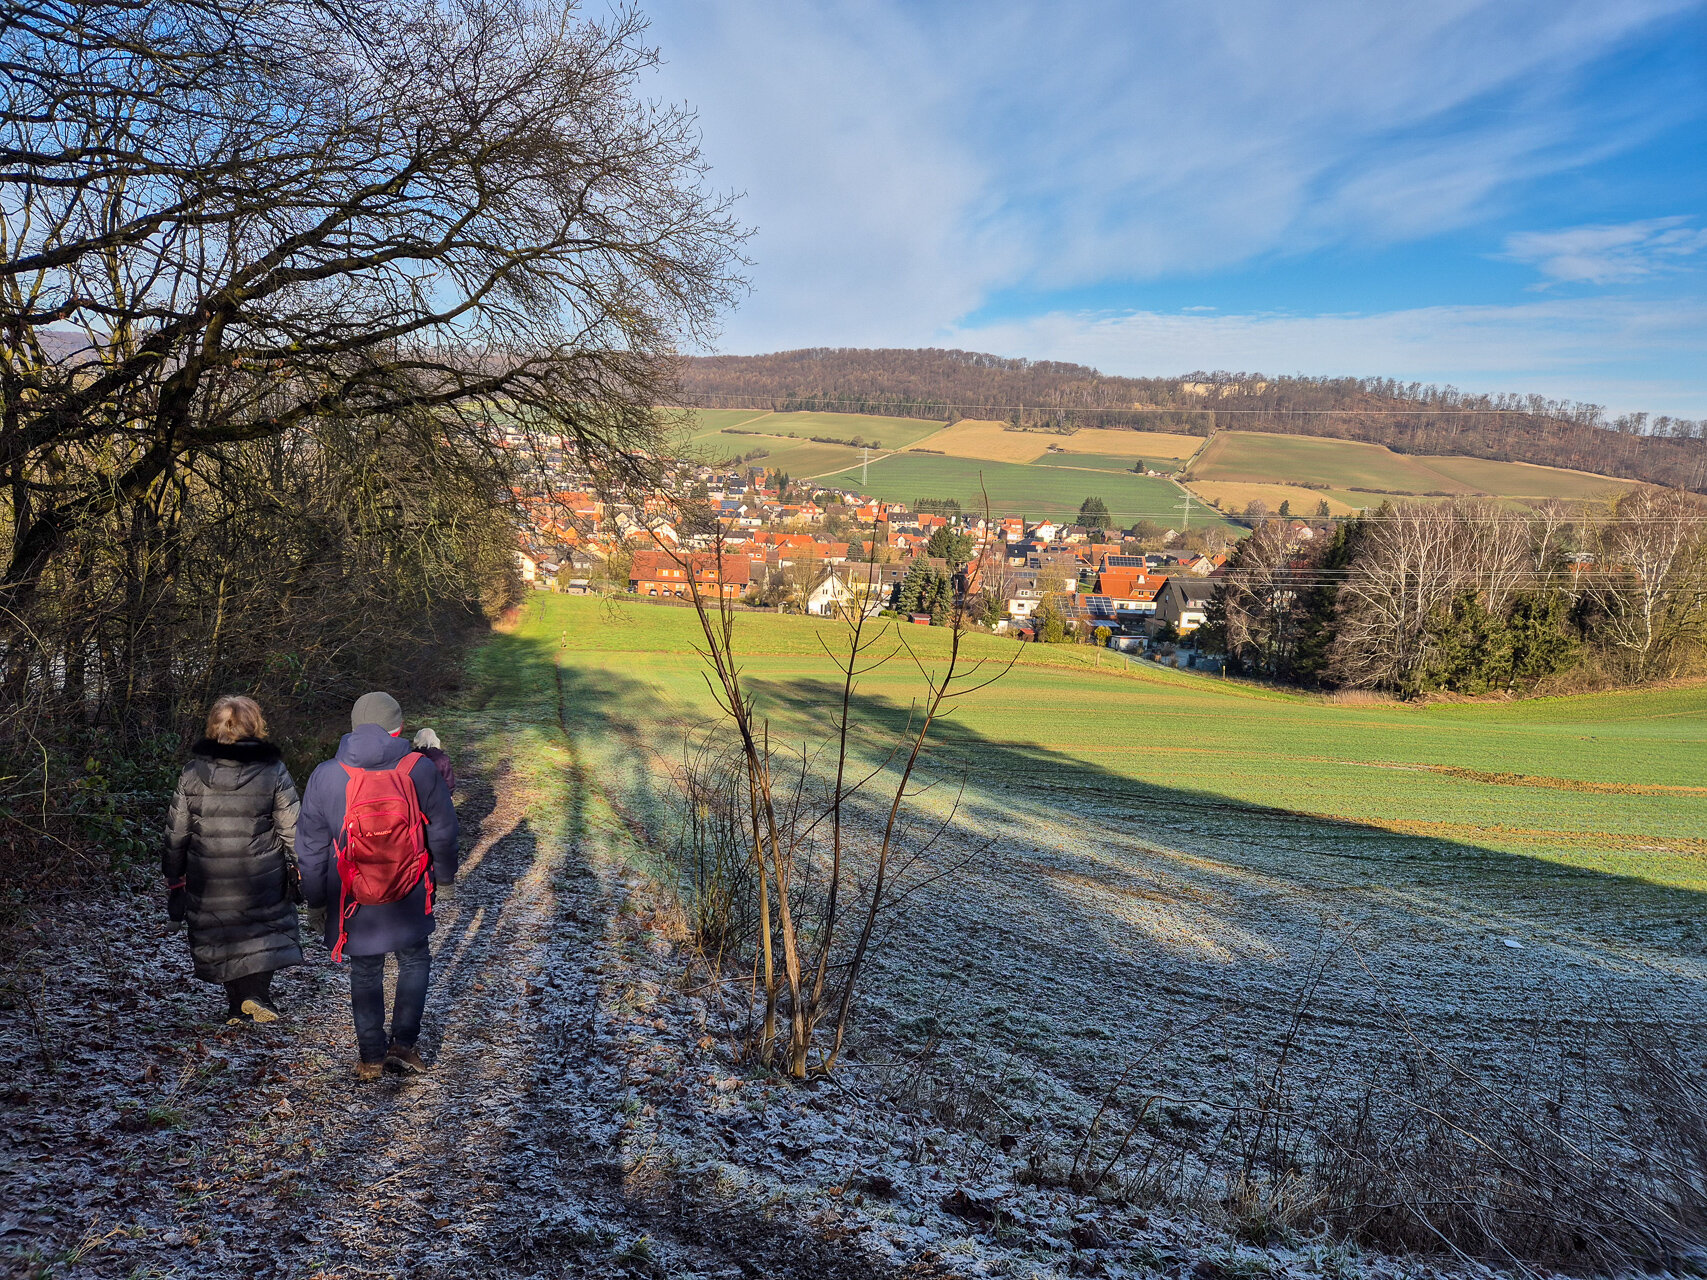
[191, 737, 283, 765]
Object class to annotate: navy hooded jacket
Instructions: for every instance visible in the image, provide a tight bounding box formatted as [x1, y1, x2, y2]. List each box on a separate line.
[297, 723, 460, 957]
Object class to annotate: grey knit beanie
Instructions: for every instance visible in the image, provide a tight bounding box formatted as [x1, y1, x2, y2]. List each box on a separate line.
[351, 691, 403, 733]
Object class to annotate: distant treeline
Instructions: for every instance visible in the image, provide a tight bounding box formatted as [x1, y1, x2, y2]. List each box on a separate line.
[680, 348, 1707, 493]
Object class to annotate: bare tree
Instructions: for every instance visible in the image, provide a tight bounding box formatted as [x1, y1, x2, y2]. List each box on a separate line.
[2, 0, 742, 617]
[1588, 489, 1707, 680]
[1, 0, 743, 729]
[1326, 501, 1532, 692]
[1209, 520, 1309, 676]
[657, 514, 1012, 1078]
[1330, 504, 1461, 691]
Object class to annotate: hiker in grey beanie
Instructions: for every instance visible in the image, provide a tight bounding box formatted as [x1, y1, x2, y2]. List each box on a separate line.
[350, 691, 403, 734]
[297, 689, 459, 1079]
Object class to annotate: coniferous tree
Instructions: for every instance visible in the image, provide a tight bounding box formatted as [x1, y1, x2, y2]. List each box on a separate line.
[925, 526, 975, 566]
[896, 559, 929, 613]
[1077, 496, 1112, 530]
[926, 570, 952, 625]
[1289, 521, 1359, 687]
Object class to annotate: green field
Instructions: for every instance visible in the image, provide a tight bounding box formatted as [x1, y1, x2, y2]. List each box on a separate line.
[673, 409, 946, 454]
[814, 451, 1232, 527]
[706, 436, 866, 476]
[666, 407, 776, 443]
[519, 594, 1707, 891]
[1189, 430, 1635, 502]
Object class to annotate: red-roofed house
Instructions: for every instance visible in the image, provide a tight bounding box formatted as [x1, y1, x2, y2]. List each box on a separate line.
[629, 550, 750, 599]
[1094, 569, 1167, 618]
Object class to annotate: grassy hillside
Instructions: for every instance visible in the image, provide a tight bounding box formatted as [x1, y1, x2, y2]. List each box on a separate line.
[669, 407, 778, 441]
[1188, 430, 1636, 502]
[536, 594, 1707, 891]
[813, 451, 1228, 526]
[666, 410, 1646, 526]
[478, 594, 1707, 1267]
[674, 409, 946, 454]
[1184, 480, 1370, 517]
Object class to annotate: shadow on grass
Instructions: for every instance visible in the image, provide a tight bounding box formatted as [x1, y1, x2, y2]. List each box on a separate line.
[235, 615, 1705, 1276]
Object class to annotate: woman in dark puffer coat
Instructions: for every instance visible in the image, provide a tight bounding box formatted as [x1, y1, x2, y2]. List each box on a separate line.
[163, 695, 303, 1023]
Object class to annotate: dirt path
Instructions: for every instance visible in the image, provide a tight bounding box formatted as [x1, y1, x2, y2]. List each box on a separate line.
[0, 725, 903, 1279]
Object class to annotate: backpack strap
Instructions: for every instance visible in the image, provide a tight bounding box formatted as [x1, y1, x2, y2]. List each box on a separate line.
[396, 752, 433, 917]
[331, 762, 366, 963]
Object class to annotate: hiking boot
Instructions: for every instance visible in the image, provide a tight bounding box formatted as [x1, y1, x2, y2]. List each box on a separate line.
[384, 1041, 426, 1075]
[240, 998, 280, 1024]
[355, 1059, 386, 1082]
[225, 1010, 251, 1026]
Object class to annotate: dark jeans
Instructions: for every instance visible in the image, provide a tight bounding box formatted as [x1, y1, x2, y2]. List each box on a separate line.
[349, 941, 431, 1063]
[224, 970, 274, 1014]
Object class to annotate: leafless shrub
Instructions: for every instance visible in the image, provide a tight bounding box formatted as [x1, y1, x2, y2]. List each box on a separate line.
[668, 737, 758, 972]
[656, 496, 1013, 1078]
[1046, 956, 1707, 1272]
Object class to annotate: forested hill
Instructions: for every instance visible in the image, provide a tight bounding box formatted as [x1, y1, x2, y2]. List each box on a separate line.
[681, 348, 1707, 493]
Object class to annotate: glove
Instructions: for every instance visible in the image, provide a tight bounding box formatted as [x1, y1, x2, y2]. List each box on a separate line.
[167, 883, 188, 922]
[304, 904, 327, 941]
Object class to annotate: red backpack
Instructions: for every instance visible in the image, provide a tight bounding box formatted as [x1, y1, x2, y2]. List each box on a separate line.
[331, 753, 433, 962]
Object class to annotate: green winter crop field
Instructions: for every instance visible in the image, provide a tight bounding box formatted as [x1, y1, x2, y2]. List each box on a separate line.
[1188, 430, 1637, 502]
[516, 593, 1707, 893]
[812, 451, 1234, 528]
[671, 409, 948, 453]
[709, 437, 867, 477]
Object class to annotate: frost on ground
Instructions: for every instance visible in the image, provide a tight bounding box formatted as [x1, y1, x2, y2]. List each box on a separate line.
[1, 762, 898, 1280]
[6, 710, 1705, 1279]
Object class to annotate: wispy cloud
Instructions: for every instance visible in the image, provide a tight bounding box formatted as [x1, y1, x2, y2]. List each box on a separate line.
[647, 0, 1697, 348]
[1502, 218, 1707, 284]
[945, 297, 1707, 417]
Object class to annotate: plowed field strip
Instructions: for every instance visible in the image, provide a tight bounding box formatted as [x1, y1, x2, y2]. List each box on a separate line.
[1355, 761, 1707, 796]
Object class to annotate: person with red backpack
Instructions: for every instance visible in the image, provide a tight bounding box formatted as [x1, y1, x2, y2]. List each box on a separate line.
[297, 692, 460, 1080]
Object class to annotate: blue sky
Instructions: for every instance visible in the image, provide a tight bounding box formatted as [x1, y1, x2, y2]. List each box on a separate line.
[643, 0, 1707, 417]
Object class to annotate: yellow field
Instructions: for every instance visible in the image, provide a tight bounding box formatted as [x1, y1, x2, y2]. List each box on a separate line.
[1052, 428, 1205, 460]
[1183, 481, 1369, 517]
[907, 422, 1208, 466]
[905, 420, 1048, 462]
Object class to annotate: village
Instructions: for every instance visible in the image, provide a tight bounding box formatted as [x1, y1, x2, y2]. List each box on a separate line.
[505, 431, 1332, 666]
